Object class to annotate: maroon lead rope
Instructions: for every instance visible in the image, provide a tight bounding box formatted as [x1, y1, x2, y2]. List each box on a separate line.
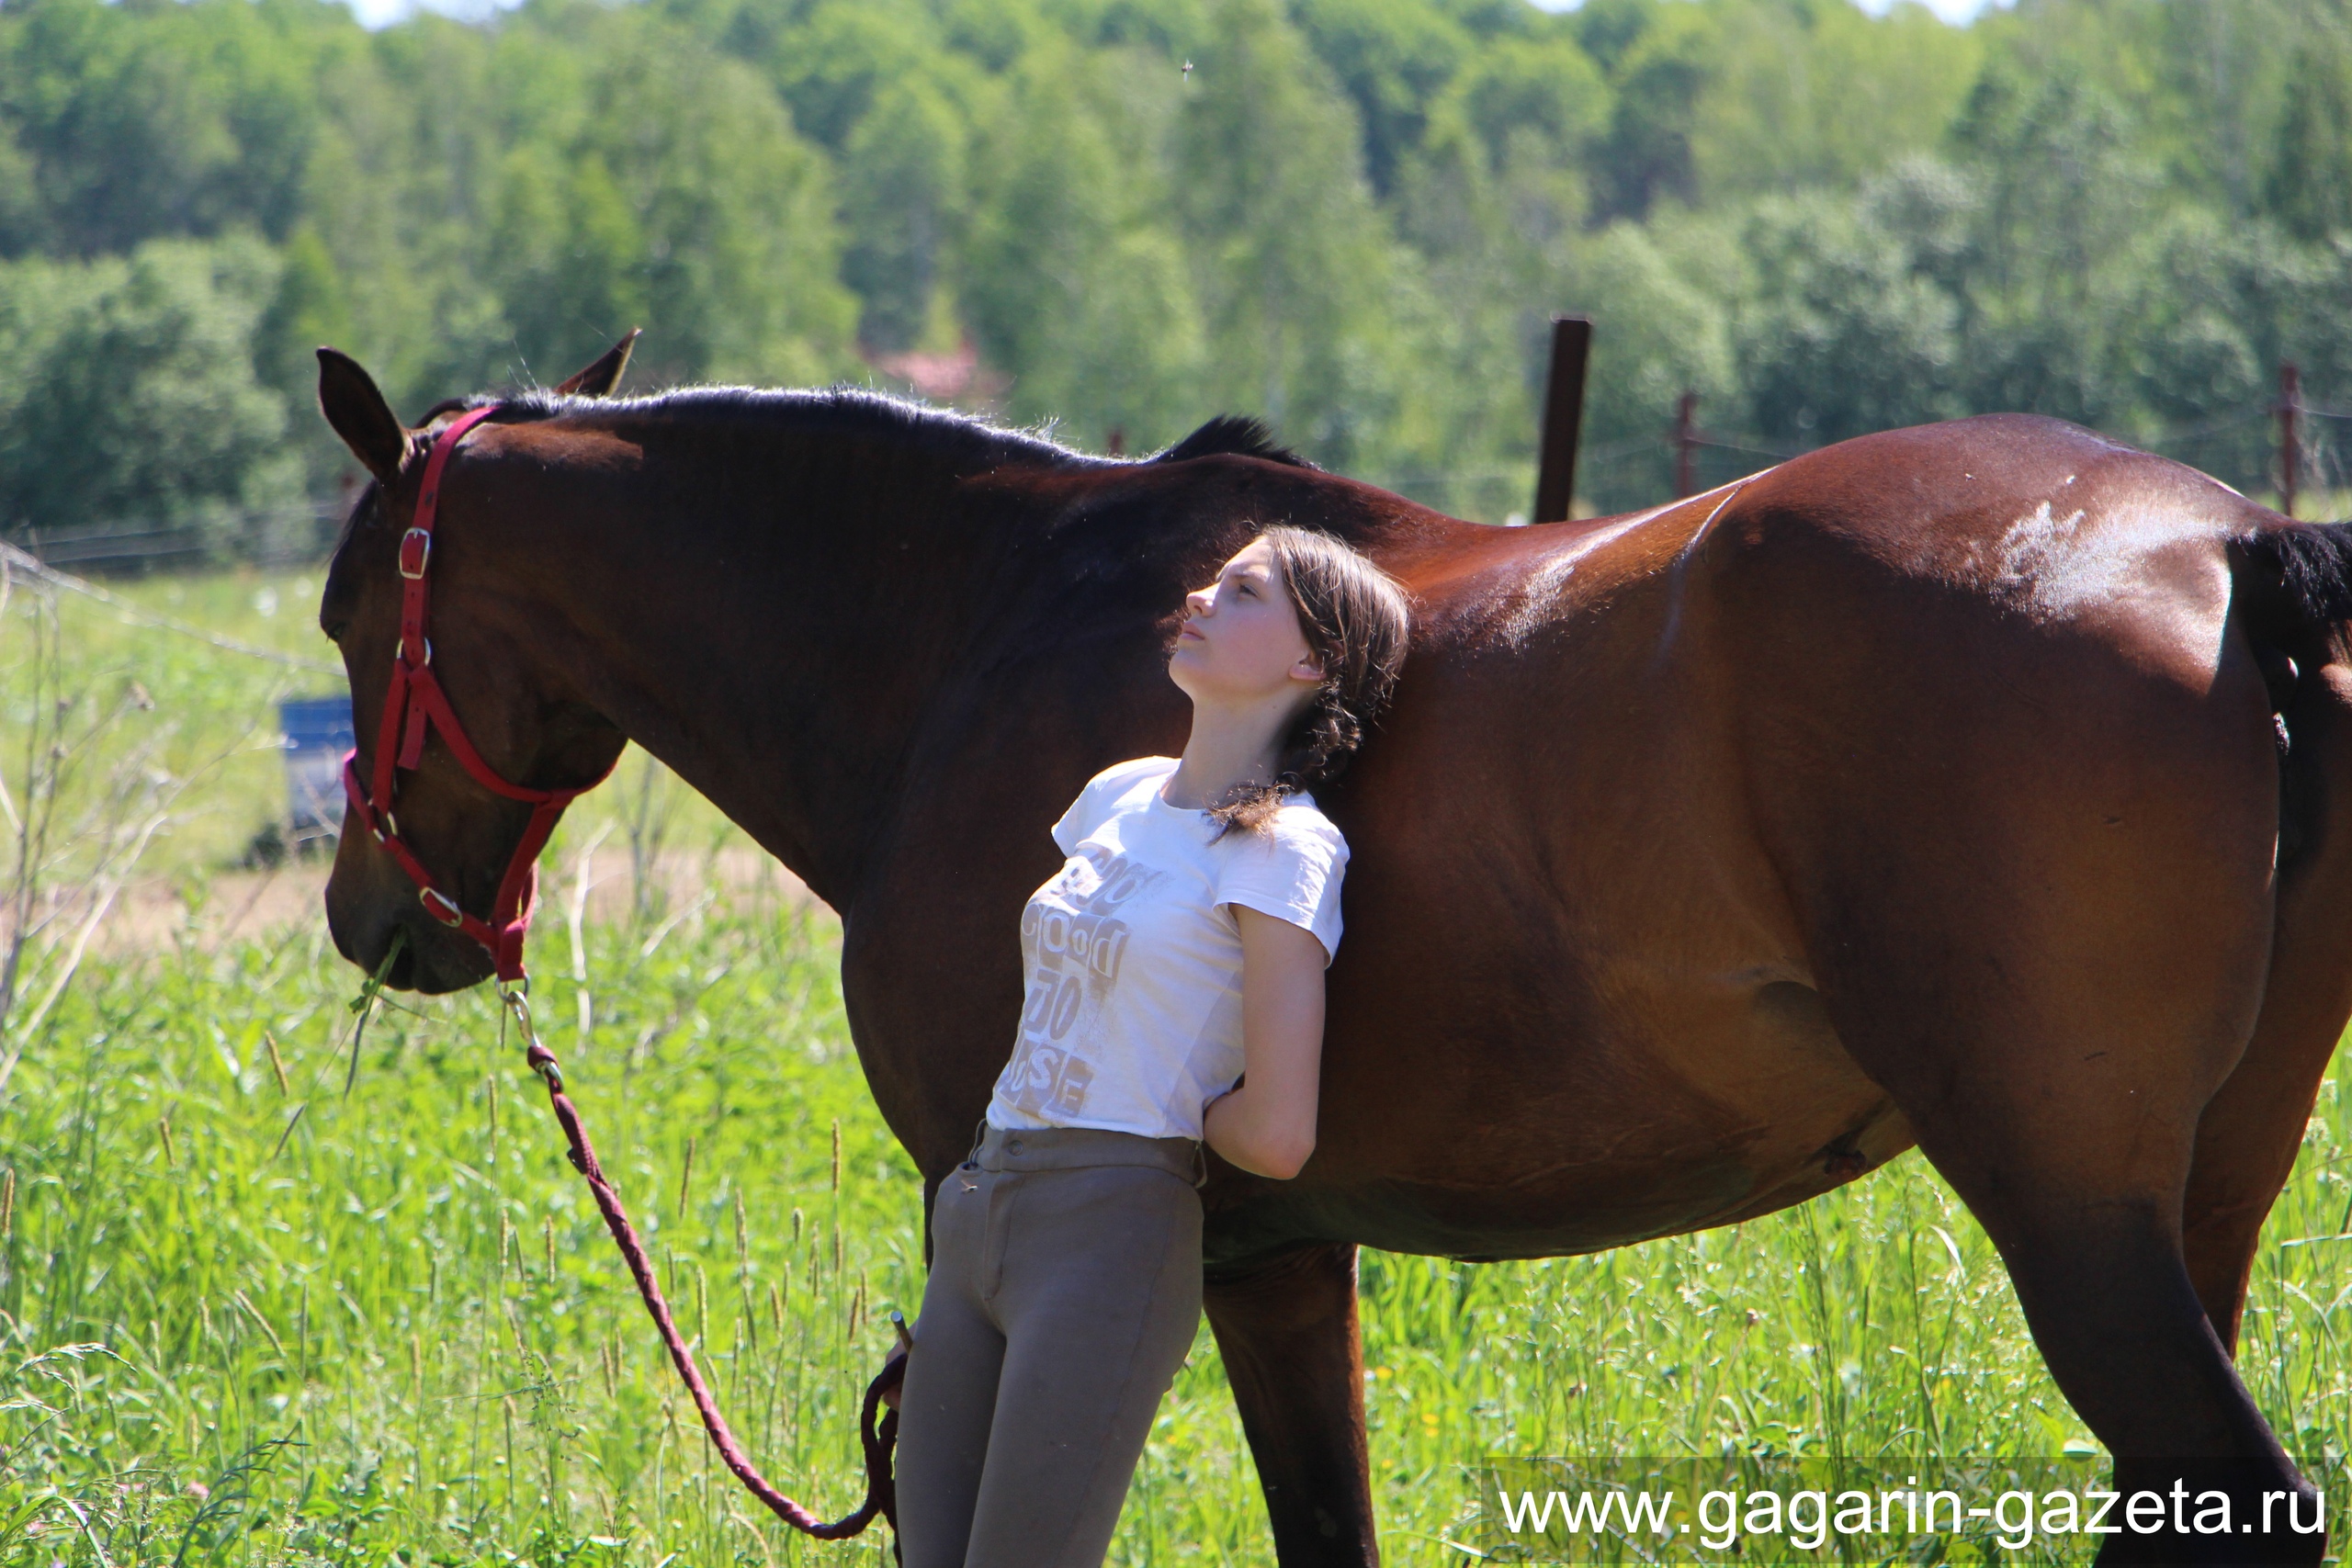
[345, 408, 902, 1551]
[503, 987, 905, 1545]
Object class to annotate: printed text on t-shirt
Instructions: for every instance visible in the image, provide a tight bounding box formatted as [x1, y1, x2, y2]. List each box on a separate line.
[999, 849, 1163, 1119]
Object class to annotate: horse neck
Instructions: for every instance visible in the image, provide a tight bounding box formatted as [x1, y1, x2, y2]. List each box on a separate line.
[516, 412, 1047, 912]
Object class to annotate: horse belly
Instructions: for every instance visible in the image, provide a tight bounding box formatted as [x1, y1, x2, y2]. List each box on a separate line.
[1208, 969, 1911, 1267]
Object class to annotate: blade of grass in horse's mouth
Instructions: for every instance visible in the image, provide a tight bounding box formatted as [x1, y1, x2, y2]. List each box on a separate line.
[343, 927, 405, 1097]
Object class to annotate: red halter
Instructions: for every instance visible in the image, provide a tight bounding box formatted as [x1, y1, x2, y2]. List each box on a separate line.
[339, 405, 610, 983]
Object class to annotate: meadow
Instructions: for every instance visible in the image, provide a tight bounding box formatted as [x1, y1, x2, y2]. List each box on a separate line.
[2, 563, 2348, 1566]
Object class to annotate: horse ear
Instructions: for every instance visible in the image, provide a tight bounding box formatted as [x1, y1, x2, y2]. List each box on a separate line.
[317, 347, 409, 484]
[553, 328, 640, 398]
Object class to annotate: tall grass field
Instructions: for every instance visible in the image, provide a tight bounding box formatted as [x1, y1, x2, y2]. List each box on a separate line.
[2, 566, 2347, 1565]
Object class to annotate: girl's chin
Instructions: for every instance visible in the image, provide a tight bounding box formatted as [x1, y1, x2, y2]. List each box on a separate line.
[1166, 671, 1293, 707]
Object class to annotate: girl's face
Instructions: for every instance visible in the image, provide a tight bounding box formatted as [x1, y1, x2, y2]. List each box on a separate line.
[1168, 538, 1324, 704]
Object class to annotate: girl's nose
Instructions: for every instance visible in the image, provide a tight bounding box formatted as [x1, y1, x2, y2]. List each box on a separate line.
[1184, 587, 1214, 617]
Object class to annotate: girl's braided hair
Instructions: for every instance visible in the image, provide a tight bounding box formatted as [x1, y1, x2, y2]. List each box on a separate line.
[1204, 525, 1412, 838]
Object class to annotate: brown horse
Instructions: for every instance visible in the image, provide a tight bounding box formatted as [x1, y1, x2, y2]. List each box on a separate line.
[313, 337, 2351, 1565]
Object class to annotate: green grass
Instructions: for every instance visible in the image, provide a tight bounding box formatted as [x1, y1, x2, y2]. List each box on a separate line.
[1, 569, 2348, 1565]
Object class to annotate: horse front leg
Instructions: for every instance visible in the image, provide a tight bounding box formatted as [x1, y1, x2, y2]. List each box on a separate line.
[1204, 1240, 1379, 1567]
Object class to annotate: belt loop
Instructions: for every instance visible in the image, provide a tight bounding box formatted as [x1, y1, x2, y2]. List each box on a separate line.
[1192, 1139, 1209, 1190]
[967, 1117, 989, 1166]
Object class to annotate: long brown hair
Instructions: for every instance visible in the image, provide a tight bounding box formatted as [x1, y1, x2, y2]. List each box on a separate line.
[1204, 525, 1412, 837]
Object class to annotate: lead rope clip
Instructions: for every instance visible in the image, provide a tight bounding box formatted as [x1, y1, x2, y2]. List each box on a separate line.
[503, 982, 561, 1091]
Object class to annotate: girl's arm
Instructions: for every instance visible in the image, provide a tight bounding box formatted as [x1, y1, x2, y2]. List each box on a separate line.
[1203, 906, 1328, 1179]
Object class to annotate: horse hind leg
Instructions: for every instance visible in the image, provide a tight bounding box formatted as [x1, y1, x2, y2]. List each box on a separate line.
[2178, 899, 2352, 1359]
[1819, 931, 2323, 1562]
[2182, 665, 2352, 1355]
[1770, 671, 2322, 1559]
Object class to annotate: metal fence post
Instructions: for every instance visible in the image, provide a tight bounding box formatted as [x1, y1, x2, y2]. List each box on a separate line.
[1674, 391, 1699, 501]
[2278, 363, 2301, 520]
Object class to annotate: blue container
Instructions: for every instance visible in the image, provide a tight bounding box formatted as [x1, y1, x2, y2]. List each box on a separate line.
[280, 694, 355, 837]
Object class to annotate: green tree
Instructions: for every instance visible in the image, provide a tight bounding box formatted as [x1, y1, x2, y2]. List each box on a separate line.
[841, 74, 973, 355]
[0, 0, 324, 256]
[563, 18, 856, 384]
[1385, 37, 1606, 519]
[963, 43, 1205, 448]
[1288, 0, 1474, 197]
[1176, 0, 1414, 470]
[1730, 191, 1963, 446]
[1578, 0, 1713, 221]
[1553, 219, 1735, 511]
[769, 0, 946, 151]
[1689, 0, 1980, 202]
[1949, 64, 2162, 423]
[0, 235, 301, 547]
[2100, 203, 2267, 481]
[2266, 33, 2352, 242]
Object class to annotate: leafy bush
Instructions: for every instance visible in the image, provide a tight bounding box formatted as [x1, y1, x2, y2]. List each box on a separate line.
[0, 235, 304, 558]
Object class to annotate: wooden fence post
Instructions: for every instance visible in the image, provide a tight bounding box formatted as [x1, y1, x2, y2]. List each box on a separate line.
[1532, 315, 1592, 524]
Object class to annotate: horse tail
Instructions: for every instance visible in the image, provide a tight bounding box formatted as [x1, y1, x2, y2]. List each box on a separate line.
[2229, 519, 2352, 867]
[2235, 520, 2352, 632]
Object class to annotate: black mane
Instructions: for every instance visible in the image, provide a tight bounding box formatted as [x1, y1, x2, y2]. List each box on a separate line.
[1150, 414, 1313, 468]
[481, 384, 1095, 471]
[345, 388, 1314, 553]
[446, 385, 1313, 473]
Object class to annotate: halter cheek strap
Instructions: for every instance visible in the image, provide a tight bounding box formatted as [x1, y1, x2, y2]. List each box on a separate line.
[338, 404, 611, 984]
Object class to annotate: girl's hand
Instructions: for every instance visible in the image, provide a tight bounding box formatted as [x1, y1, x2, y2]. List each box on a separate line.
[1203, 908, 1327, 1179]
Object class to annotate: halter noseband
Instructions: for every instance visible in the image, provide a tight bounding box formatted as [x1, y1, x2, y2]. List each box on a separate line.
[339, 404, 611, 984]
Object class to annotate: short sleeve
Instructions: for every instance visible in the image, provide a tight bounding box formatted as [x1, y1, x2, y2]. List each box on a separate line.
[1050, 757, 1173, 855]
[1048, 784, 1096, 856]
[1216, 805, 1350, 965]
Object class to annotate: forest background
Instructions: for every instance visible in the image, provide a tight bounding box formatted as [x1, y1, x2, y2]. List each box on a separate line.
[5, 0, 2352, 545]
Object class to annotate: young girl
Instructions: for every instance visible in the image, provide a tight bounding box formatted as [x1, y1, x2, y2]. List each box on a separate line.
[893, 525, 1411, 1567]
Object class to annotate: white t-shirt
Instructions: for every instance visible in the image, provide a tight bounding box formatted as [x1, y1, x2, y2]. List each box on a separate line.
[985, 756, 1349, 1142]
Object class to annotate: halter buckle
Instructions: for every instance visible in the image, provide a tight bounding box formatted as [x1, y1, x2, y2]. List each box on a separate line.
[398, 527, 432, 580]
[420, 886, 465, 927]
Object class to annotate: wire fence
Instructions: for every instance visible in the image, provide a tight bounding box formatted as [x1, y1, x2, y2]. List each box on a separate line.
[1347, 388, 2350, 525]
[1, 504, 347, 579]
[1556, 392, 2347, 523]
[0, 539, 341, 675]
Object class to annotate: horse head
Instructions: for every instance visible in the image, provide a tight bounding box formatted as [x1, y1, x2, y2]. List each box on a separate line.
[312, 333, 639, 993]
